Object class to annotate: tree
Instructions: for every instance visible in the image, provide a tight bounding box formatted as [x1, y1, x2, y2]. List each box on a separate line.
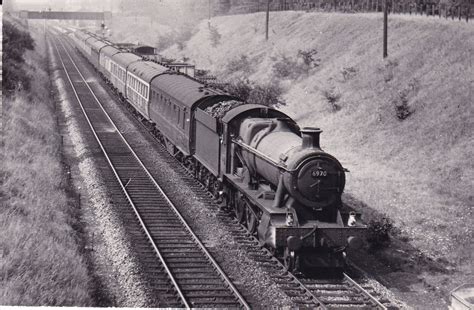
[2, 20, 35, 94]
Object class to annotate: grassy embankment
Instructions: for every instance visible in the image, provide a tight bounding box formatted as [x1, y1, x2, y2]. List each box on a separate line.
[110, 11, 473, 304]
[1, 17, 94, 305]
[166, 11, 473, 257]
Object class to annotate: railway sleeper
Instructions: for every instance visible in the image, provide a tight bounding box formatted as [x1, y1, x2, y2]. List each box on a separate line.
[161, 253, 207, 260]
[144, 218, 183, 223]
[304, 284, 348, 290]
[147, 225, 189, 230]
[165, 257, 210, 263]
[188, 300, 241, 306]
[167, 263, 213, 269]
[185, 291, 238, 298]
[319, 298, 371, 305]
[156, 243, 200, 249]
[180, 283, 229, 294]
[315, 291, 363, 297]
[172, 268, 216, 274]
[172, 278, 225, 285]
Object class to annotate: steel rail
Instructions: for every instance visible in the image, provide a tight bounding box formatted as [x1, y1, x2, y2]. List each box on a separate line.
[51, 32, 249, 309]
[343, 272, 388, 309]
[50, 35, 189, 308]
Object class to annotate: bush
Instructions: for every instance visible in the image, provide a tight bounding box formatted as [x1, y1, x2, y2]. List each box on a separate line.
[341, 66, 357, 81]
[272, 49, 320, 79]
[322, 87, 342, 111]
[209, 25, 221, 47]
[225, 78, 286, 107]
[195, 69, 210, 77]
[297, 48, 320, 68]
[394, 90, 413, 120]
[366, 217, 394, 250]
[155, 27, 195, 52]
[393, 79, 418, 120]
[2, 19, 35, 94]
[155, 32, 176, 52]
[272, 55, 295, 79]
[382, 59, 398, 83]
[225, 55, 252, 75]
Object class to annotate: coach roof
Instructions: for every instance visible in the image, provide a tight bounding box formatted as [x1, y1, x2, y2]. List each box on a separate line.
[127, 60, 169, 83]
[87, 38, 110, 53]
[111, 52, 142, 68]
[101, 45, 121, 58]
[151, 73, 229, 110]
[75, 30, 92, 42]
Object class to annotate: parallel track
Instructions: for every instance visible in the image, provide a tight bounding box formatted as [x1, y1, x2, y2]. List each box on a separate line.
[50, 32, 249, 309]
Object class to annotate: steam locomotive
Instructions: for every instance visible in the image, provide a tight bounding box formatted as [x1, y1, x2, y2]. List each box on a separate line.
[67, 28, 366, 272]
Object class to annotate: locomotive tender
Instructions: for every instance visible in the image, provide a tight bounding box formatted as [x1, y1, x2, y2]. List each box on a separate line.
[68, 28, 366, 272]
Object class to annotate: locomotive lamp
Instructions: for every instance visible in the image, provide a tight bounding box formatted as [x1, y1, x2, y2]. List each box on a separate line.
[286, 211, 295, 227]
[347, 211, 357, 226]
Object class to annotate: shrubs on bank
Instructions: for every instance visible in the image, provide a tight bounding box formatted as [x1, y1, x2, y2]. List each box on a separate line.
[224, 78, 286, 108]
[1, 19, 94, 306]
[272, 48, 320, 79]
[2, 20, 35, 94]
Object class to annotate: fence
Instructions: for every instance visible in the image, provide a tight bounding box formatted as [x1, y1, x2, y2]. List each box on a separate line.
[229, 0, 473, 22]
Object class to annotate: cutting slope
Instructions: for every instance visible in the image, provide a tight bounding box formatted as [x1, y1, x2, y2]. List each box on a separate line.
[160, 11, 473, 259]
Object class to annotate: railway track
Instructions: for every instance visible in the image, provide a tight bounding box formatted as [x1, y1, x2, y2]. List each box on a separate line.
[52, 29, 395, 309]
[50, 32, 249, 309]
[84, 54, 394, 309]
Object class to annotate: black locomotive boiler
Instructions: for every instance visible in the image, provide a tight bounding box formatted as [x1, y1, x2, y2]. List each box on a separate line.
[69, 28, 367, 272]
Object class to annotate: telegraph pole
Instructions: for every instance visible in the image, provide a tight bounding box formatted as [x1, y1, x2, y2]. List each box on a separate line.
[383, 0, 388, 58]
[208, 0, 211, 28]
[265, 0, 270, 40]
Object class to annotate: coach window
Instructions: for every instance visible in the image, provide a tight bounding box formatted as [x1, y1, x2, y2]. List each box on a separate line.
[182, 108, 187, 130]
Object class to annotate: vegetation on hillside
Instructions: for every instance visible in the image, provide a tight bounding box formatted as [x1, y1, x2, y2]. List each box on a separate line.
[2, 20, 35, 94]
[224, 78, 286, 107]
[1, 19, 94, 306]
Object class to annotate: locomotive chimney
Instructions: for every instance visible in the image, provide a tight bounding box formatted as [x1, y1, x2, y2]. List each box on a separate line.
[301, 127, 322, 149]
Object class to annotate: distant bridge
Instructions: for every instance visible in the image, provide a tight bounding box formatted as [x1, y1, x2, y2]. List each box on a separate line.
[19, 11, 112, 20]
